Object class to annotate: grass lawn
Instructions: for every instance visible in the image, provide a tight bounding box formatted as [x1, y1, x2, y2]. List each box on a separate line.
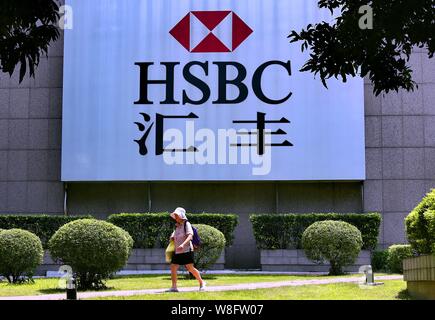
[0, 273, 393, 297]
[91, 280, 410, 300]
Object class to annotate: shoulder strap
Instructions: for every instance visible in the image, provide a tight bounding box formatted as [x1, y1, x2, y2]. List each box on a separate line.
[183, 221, 193, 252]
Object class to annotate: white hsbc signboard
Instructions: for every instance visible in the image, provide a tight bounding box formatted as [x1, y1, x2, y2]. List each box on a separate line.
[62, 0, 365, 181]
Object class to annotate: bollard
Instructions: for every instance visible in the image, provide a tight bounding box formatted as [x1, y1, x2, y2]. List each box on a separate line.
[364, 265, 383, 286]
[359, 265, 383, 288]
[66, 276, 77, 300]
[365, 265, 375, 284]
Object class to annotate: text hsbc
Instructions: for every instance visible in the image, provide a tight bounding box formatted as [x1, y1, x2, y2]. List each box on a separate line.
[134, 60, 292, 105]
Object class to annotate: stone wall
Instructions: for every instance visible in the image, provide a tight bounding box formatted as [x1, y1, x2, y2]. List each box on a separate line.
[260, 250, 371, 272]
[363, 48, 435, 248]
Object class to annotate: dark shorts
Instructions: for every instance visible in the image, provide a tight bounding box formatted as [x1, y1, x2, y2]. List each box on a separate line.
[171, 251, 194, 266]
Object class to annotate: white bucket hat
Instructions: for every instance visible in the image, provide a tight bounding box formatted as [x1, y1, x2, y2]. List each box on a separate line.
[170, 207, 187, 220]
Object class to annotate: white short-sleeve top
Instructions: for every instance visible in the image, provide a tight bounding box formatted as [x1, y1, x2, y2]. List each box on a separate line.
[171, 221, 193, 253]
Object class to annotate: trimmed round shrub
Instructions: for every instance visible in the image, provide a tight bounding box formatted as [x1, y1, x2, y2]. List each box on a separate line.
[302, 220, 363, 275]
[48, 219, 133, 290]
[371, 250, 389, 272]
[193, 224, 226, 270]
[387, 245, 414, 274]
[405, 189, 435, 255]
[0, 229, 44, 283]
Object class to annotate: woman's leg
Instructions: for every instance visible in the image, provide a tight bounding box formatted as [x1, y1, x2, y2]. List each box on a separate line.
[185, 264, 204, 285]
[170, 264, 179, 288]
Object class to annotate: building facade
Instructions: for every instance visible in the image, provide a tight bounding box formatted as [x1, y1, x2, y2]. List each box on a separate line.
[0, 29, 434, 268]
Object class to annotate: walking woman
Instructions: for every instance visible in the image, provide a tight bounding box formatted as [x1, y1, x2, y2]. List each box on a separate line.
[167, 207, 206, 292]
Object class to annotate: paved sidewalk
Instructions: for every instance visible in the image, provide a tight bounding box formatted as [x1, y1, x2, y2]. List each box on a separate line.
[47, 270, 331, 278]
[0, 275, 403, 300]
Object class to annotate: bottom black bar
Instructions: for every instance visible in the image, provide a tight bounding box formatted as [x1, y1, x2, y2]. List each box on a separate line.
[0, 300, 430, 319]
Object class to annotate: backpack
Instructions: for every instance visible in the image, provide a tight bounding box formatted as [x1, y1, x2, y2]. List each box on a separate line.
[184, 221, 201, 250]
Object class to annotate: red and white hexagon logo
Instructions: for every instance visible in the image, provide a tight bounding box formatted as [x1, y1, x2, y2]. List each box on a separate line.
[170, 11, 253, 53]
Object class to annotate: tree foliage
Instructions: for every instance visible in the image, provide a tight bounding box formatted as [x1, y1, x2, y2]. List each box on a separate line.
[289, 0, 434, 95]
[405, 189, 435, 255]
[0, 0, 60, 82]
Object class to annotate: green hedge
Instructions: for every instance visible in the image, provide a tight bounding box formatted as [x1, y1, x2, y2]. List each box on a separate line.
[0, 215, 93, 247]
[107, 213, 238, 248]
[387, 244, 414, 274]
[250, 213, 381, 250]
[371, 245, 414, 274]
[371, 250, 389, 272]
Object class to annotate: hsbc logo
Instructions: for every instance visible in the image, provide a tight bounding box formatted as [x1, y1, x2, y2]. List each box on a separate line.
[170, 11, 253, 53]
[131, 5, 295, 174]
[135, 10, 292, 106]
